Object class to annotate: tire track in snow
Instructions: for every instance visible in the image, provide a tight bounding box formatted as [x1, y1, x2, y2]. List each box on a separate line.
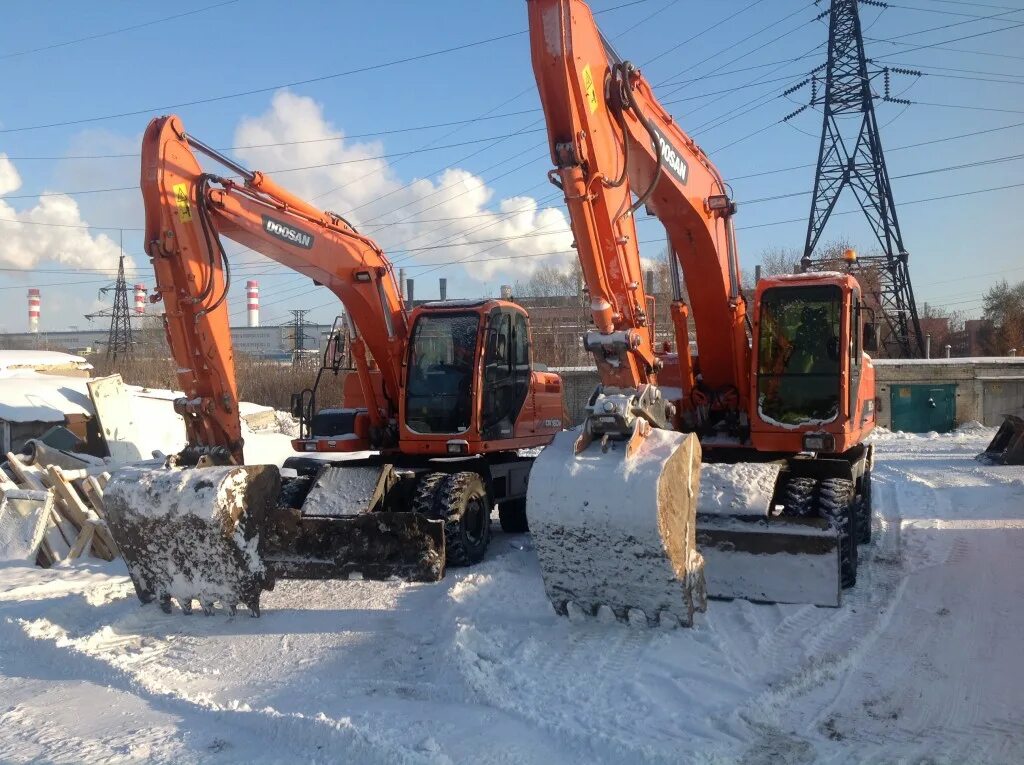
[0, 590, 440, 765]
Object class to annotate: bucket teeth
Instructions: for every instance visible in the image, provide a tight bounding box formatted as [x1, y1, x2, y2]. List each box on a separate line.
[657, 611, 680, 630]
[565, 601, 586, 623]
[200, 599, 215, 616]
[178, 598, 193, 615]
[596, 604, 616, 624]
[626, 608, 649, 628]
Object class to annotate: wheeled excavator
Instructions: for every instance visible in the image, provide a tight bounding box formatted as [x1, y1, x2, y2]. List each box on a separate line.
[102, 115, 563, 616]
[524, 0, 878, 625]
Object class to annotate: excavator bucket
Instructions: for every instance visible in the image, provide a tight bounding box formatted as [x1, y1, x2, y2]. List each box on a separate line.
[265, 464, 446, 583]
[104, 462, 446, 617]
[104, 464, 280, 616]
[695, 463, 842, 607]
[526, 429, 706, 627]
[980, 415, 1024, 465]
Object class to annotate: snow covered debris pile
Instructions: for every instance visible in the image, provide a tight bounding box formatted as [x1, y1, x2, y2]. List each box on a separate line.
[0, 444, 117, 566]
[102, 464, 281, 616]
[0, 350, 92, 377]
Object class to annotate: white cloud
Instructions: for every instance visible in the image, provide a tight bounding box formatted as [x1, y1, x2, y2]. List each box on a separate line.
[0, 152, 128, 275]
[232, 91, 574, 282]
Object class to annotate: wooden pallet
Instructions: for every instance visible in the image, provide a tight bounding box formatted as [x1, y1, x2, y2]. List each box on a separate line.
[1, 451, 118, 566]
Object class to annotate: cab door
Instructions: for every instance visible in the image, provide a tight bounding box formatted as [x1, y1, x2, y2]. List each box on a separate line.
[480, 309, 530, 440]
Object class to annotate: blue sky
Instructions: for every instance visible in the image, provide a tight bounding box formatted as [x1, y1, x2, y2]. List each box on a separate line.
[0, 0, 1021, 333]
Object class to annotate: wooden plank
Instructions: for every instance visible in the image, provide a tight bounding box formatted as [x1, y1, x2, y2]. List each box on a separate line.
[0, 489, 52, 563]
[6, 453, 46, 491]
[82, 476, 106, 516]
[0, 468, 19, 492]
[66, 522, 96, 561]
[80, 475, 118, 559]
[6, 453, 71, 559]
[47, 466, 115, 561]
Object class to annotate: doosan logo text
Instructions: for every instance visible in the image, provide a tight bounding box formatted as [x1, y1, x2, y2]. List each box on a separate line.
[651, 126, 688, 185]
[262, 216, 314, 249]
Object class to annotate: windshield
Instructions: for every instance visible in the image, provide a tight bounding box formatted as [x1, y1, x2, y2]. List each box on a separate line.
[757, 285, 842, 426]
[405, 313, 479, 434]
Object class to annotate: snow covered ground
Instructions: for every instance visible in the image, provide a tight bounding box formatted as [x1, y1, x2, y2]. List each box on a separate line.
[1, 425, 1022, 764]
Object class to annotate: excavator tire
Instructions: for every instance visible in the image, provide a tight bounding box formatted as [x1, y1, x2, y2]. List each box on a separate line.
[436, 472, 491, 567]
[819, 477, 857, 588]
[783, 476, 818, 517]
[412, 472, 448, 516]
[855, 466, 873, 545]
[498, 498, 529, 533]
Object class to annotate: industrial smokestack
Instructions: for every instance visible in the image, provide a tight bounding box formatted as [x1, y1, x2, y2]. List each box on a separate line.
[500, 284, 513, 301]
[399, 268, 406, 300]
[439, 278, 447, 301]
[644, 268, 655, 295]
[28, 288, 40, 333]
[133, 284, 147, 315]
[246, 280, 260, 327]
[406, 278, 415, 305]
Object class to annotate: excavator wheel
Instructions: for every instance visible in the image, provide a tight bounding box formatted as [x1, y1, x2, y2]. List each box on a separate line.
[782, 476, 818, 517]
[855, 465, 873, 545]
[412, 472, 448, 516]
[437, 472, 491, 567]
[819, 478, 857, 589]
[498, 498, 529, 533]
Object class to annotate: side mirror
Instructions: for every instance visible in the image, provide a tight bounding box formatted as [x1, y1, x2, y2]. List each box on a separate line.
[863, 322, 878, 353]
[290, 392, 304, 419]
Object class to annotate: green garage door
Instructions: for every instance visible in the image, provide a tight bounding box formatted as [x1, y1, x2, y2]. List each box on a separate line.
[890, 384, 956, 433]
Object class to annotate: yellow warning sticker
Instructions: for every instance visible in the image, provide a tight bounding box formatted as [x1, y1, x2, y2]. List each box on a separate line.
[173, 183, 192, 223]
[899, 387, 911, 399]
[581, 64, 599, 114]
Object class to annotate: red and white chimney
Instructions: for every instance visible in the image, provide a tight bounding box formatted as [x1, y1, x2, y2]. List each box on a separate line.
[134, 284, 147, 315]
[28, 288, 40, 333]
[246, 280, 260, 327]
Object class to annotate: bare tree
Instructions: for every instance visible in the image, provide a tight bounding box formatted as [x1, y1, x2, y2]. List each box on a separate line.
[980, 279, 1024, 354]
[758, 246, 804, 277]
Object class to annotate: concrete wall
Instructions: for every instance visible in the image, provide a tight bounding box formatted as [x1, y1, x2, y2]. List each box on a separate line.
[873, 358, 1024, 429]
[552, 359, 1024, 431]
[553, 368, 600, 426]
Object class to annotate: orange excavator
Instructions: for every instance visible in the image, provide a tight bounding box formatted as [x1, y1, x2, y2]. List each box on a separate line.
[524, 0, 877, 623]
[102, 115, 563, 616]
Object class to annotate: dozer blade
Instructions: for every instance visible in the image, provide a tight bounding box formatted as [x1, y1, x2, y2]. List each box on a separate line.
[979, 415, 1024, 465]
[526, 429, 706, 627]
[696, 463, 841, 607]
[103, 464, 281, 616]
[266, 464, 445, 583]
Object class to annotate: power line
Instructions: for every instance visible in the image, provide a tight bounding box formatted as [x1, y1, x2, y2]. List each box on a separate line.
[0, 30, 525, 135]
[30, 180, 1022, 302]
[877, 5, 1024, 40]
[867, 19, 1024, 57]
[0, 0, 652, 135]
[885, 2, 1024, 19]
[2, 127, 547, 162]
[0, 0, 239, 60]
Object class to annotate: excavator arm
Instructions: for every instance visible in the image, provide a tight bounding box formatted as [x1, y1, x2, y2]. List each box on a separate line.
[529, 0, 749, 424]
[141, 115, 408, 462]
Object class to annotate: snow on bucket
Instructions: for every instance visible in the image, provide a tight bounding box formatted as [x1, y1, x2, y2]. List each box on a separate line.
[103, 464, 280, 616]
[526, 428, 705, 627]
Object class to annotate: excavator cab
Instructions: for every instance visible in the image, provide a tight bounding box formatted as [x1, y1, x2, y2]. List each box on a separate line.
[400, 300, 555, 453]
[751, 272, 875, 454]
